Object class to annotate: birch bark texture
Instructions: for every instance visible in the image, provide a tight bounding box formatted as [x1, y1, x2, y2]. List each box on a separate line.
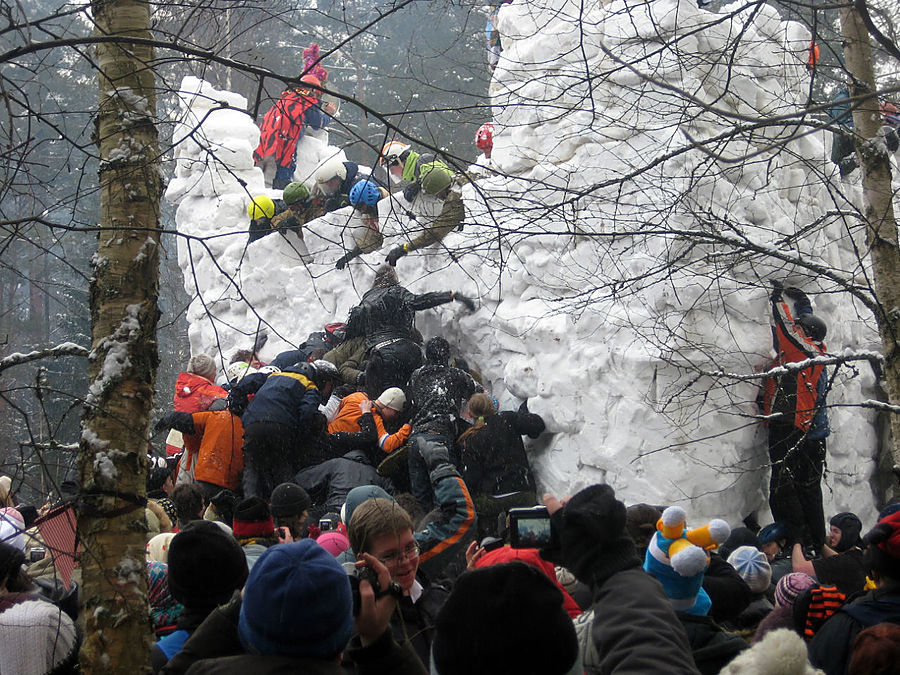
[840, 1, 900, 473]
[78, 0, 161, 669]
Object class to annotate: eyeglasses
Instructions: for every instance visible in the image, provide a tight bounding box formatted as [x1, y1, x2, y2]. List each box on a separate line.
[376, 542, 419, 567]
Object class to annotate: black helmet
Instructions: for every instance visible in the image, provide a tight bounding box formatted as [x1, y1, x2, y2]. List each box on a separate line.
[310, 359, 340, 388]
[796, 314, 827, 341]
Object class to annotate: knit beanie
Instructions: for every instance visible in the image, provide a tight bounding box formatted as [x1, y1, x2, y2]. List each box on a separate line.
[0, 475, 11, 506]
[848, 623, 900, 675]
[0, 507, 25, 552]
[187, 354, 216, 380]
[775, 573, 817, 608]
[238, 540, 353, 658]
[432, 562, 578, 675]
[233, 497, 275, 539]
[719, 527, 761, 562]
[341, 485, 393, 526]
[269, 483, 311, 518]
[727, 546, 772, 594]
[425, 337, 450, 365]
[375, 387, 406, 412]
[719, 628, 823, 675]
[147, 532, 177, 564]
[830, 512, 863, 552]
[862, 510, 900, 579]
[167, 520, 248, 609]
[316, 531, 351, 557]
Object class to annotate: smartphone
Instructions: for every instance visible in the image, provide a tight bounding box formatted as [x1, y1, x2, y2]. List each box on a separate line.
[508, 506, 554, 549]
[319, 518, 334, 532]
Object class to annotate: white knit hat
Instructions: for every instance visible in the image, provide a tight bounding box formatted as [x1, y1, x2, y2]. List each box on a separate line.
[727, 545, 772, 594]
[376, 387, 406, 412]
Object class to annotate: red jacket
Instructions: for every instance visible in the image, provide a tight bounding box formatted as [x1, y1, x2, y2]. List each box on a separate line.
[761, 300, 826, 432]
[253, 86, 317, 168]
[172, 373, 227, 456]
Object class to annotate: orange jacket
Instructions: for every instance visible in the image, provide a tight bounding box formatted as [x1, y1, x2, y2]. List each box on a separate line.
[761, 300, 826, 432]
[190, 410, 244, 491]
[327, 392, 411, 453]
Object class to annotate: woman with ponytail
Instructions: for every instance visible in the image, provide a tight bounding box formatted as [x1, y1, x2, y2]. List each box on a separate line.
[458, 393, 546, 538]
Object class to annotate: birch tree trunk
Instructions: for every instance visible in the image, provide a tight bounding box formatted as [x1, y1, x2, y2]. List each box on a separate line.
[840, 4, 900, 474]
[78, 0, 161, 669]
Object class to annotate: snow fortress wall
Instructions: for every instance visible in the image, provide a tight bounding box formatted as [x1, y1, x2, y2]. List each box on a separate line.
[167, 0, 882, 526]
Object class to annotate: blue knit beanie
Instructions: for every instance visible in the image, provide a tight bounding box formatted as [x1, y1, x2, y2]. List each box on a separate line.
[238, 540, 353, 658]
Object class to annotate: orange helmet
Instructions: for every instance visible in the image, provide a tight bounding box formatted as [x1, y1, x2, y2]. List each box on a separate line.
[380, 141, 411, 166]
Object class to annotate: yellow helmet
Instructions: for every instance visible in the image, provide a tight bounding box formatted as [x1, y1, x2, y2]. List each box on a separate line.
[247, 195, 276, 220]
[380, 141, 411, 166]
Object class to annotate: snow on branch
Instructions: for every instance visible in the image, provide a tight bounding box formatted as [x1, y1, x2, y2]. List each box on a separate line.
[0, 342, 88, 374]
[700, 350, 883, 383]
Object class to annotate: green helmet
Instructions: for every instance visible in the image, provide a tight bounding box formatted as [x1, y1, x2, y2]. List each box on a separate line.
[282, 182, 310, 205]
[419, 163, 454, 196]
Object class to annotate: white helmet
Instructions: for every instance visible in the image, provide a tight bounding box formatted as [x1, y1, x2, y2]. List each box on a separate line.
[315, 157, 347, 186]
[380, 141, 411, 166]
[226, 361, 258, 382]
[258, 365, 281, 375]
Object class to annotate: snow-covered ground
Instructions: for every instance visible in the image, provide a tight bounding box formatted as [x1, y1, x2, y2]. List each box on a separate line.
[166, 0, 882, 526]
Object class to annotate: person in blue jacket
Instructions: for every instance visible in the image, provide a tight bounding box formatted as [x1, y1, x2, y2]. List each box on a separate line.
[229, 359, 341, 500]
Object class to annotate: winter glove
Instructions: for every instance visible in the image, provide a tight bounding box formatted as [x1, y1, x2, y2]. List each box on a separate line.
[453, 292, 477, 312]
[539, 485, 641, 587]
[385, 245, 408, 267]
[783, 286, 808, 303]
[770, 280, 784, 302]
[418, 438, 460, 484]
[356, 371, 366, 386]
[154, 411, 195, 435]
[335, 247, 362, 270]
[227, 390, 249, 417]
[402, 182, 421, 203]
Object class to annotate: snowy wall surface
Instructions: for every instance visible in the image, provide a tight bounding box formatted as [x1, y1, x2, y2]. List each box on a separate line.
[167, 1, 883, 526]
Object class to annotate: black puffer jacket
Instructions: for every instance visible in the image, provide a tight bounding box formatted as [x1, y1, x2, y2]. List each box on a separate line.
[460, 404, 544, 496]
[409, 364, 478, 440]
[360, 285, 453, 348]
[294, 448, 393, 514]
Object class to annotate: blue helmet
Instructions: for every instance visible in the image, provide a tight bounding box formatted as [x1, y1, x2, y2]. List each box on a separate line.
[349, 180, 380, 206]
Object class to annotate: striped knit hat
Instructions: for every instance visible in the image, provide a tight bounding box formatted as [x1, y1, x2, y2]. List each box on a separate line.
[775, 572, 817, 608]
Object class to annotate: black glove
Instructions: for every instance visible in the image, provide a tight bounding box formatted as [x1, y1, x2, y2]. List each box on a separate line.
[386, 245, 408, 267]
[783, 286, 808, 303]
[770, 280, 784, 302]
[227, 390, 249, 417]
[402, 182, 421, 202]
[454, 293, 477, 312]
[539, 485, 640, 586]
[154, 411, 194, 435]
[335, 247, 361, 270]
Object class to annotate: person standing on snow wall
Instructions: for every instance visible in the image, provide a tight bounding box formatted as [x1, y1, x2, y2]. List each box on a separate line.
[253, 74, 337, 190]
[758, 281, 830, 551]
